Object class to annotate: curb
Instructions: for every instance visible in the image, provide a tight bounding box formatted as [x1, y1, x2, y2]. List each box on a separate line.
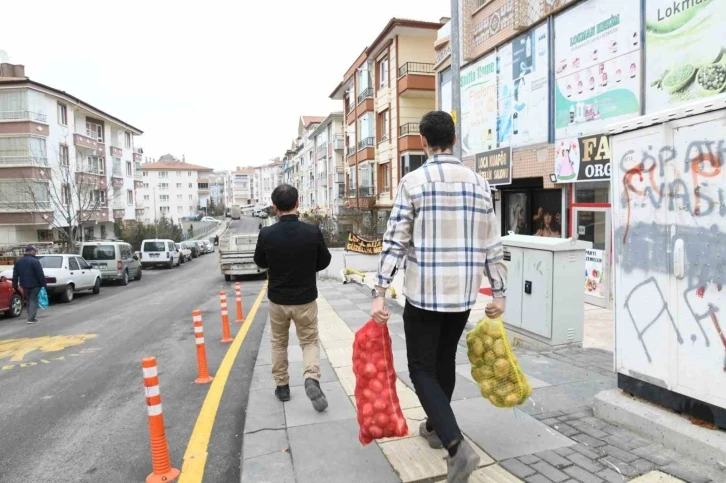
[593, 389, 726, 473]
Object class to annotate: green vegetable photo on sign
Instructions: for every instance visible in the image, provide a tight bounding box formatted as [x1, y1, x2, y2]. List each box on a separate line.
[645, 0, 726, 112]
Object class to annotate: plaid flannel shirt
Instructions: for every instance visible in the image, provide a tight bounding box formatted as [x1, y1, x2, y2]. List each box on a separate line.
[376, 154, 507, 312]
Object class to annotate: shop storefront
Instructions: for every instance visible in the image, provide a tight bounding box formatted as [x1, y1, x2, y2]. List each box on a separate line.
[497, 177, 563, 238]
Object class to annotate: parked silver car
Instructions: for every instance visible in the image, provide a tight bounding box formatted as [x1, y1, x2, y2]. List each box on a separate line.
[80, 241, 142, 285]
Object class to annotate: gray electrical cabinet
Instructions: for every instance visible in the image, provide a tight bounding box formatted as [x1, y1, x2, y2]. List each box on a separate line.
[501, 234, 592, 349]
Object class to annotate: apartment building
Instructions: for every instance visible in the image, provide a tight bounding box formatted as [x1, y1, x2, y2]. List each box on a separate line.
[138, 155, 213, 222]
[231, 167, 255, 206]
[208, 171, 228, 208]
[329, 18, 441, 222]
[309, 112, 345, 217]
[253, 160, 283, 207]
[0, 63, 143, 246]
[291, 116, 324, 213]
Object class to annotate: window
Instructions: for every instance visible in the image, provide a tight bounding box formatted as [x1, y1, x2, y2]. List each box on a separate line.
[176, 171, 182, 177]
[189, 206, 194, 213]
[112, 158, 122, 176]
[127, 190, 133, 205]
[37, 229, 53, 242]
[188, 171, 192, 176]
[177, 206, 183, 213]
[69, 257, 80, 271]
[379, 163, 391, 192]
[144, 194, 150, 201]
[188, 183, 193, 188]
[57, 103, 68, 126]
[176, 183, 182, 188]
[100, 225, 107, 239]
[177, 194, 182, 200]
[142, 171, 148, 177]
[159, 183, 169, 190]
[378, 110, 389, 142]
[160, 194, 170, 201]
[61, 183, 71, 205]
[91, 189, 106, 205]
[401, 153, 426, 176]
[143, 183, 149, 189]
[84, 155, 104, 174]
[476, 0, 493, 7]
[160, 206, 170, 214]
[86, 121, 103, 142]
[189, 194, 193, 200]
[379, 57, 389, 88]
[159, 171, 168, 178]
[59, 144, 69, 167]
[124, 131, 132, 148]
[126, 161, 132, 177]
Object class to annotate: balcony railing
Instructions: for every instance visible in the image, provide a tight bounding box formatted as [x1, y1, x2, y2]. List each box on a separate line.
[0, 200, 51, 212]
[346, 102, 355, 114]
[357, 137, 374, 150]
[357, 87, 374, 104]
[398, 62, 435, 77]
[112, 169, 123, 178]
[359, 186, 375, 197]
[76, 163, 104, 175]
[347, 189, 357, 198]
[333, 135, 345, 150]
[317, 144, 326, 153]
[400, 123, 420, 136]
[347, 146, 356, 158]
[0, 155, 48, 167]
[379, 134, 389, 143]
[0, 111, 47, 123]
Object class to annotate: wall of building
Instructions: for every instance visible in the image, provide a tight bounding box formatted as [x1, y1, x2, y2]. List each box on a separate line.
[398, 33, 439, 66]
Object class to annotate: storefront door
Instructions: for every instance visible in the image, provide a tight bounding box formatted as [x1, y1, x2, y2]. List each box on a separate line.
[573, 207, 611, 308]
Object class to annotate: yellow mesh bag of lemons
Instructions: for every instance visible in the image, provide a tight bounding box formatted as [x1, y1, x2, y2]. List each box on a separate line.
[466, 306, 532, 408]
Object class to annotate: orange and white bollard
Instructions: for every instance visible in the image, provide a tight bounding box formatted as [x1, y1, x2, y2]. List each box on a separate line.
[219, 291, 233, 343]
[234, 282, 244, 323]
[142, 357, 180, 483]
[192, 310, 214, 384]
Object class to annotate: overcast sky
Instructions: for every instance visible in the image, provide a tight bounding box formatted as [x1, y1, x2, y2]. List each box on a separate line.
[1, 0, 448, 171]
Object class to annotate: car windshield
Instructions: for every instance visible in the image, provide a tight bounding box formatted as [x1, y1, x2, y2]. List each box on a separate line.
[37, 256, 63, 269]
[143, 241, 166, 252]
[82, 245, 115, 261]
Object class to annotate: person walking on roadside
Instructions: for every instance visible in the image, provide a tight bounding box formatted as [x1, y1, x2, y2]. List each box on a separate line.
[12, 245, 48, 324]
[254, 184, 332, 411]
[370, 111, 508, 482]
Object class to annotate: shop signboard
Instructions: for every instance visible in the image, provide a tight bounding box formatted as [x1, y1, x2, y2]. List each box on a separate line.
[475, 147, 512, 186]
[554, 133, 611, 183]
[585, 248, 605, 298]
[460, 52, 498, 159]
[554, 0, 642, 139]
[497, 23, 550, 148]
[645, 0, 726, 112]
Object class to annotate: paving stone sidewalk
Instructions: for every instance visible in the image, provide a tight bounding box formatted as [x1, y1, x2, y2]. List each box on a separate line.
[241, 281, 721, 483]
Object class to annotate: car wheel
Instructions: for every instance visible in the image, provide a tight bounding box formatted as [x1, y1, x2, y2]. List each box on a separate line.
[61, 284, 74, 303]
[224, 274, 231, 282]
[92, 278, 101, 294]
[168, 259, 174, 269]
[5, 294, 22, 317]
[120, 270, 129, 286]
[134, 267, 142, 281]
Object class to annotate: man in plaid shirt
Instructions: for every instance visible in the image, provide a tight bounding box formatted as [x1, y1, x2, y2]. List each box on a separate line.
[371, 111, 507, 483]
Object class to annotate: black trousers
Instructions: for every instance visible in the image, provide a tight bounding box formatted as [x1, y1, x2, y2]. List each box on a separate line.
[403, 300, 470, 448]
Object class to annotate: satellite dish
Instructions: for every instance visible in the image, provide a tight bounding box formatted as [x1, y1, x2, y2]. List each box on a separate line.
[0, 50, 9, 63]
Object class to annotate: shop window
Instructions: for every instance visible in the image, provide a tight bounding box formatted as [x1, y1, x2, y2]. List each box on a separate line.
[574, 181, 610, 204]
[400, 153, 426, 176]
[502, 188, 562, 238]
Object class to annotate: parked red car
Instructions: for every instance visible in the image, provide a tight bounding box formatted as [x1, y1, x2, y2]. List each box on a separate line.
[0, 275, 23, 318]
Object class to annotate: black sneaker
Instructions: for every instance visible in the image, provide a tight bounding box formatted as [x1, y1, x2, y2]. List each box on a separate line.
[275, 384, 291, 402]
[26, 319, 37, 324]
[304, 378, 328, 412]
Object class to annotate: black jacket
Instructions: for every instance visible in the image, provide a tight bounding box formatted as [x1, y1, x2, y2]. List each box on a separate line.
[12, 254, 47, 290]
[254, 215, 332, 305]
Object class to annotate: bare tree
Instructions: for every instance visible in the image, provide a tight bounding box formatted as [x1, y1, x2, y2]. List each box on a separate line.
[0, 134, 123, 251]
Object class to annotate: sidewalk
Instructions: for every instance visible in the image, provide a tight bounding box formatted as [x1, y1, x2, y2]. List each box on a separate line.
[241, 281, 721, 483]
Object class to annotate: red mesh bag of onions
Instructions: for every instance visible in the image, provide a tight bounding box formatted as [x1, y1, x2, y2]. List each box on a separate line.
[352, 320, 409, 445]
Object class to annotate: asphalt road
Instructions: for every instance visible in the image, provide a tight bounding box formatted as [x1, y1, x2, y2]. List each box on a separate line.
[0, 216, 268, 483]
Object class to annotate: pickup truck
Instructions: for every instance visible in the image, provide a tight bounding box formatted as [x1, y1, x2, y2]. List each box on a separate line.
[219, 233, 266, 281]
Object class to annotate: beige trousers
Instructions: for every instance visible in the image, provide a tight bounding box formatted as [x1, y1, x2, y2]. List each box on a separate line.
[269, 300, 320, 386]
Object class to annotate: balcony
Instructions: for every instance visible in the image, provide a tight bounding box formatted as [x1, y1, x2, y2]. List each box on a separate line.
[333, 135, 345, 151]
[398, 62, 436, 96]
[359, 186, 375, 198]
[110, 146, 123, 158]
[0, 154, 48, 167]
[133, 152, 143, 162]
[347, 189, 357, 198]
[76, 162, 105, 176]
[357, 87, 374, 104]
[357, 137, 374, 150]
[400, 123, 420, 136]
[74, 133, 104, 152]
[0, 111, 47, 123]
[399, 123, 423, 152]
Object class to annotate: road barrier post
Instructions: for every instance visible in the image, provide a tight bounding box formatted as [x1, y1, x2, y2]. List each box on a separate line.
[219, 291, 233, 343]
[192, 310, 214, 384]
[141, 357, 180, 483]
[234, 282, 244, 323]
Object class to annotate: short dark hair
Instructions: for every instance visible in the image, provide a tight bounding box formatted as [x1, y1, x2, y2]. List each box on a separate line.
[419, 111, 455, 151]
[271, 184, 298, 212]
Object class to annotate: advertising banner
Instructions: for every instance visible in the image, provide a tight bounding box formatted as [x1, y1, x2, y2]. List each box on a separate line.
[460, 52, 498, 159]
[346, 233, 382, 255]
[645, 0, 726, 112]
[554, 133, 611, 183]
[475, 147, 512, 186]
[554, 0, 642, 139]
[585, 248, 605, 298]
[498, 23, 550, 148]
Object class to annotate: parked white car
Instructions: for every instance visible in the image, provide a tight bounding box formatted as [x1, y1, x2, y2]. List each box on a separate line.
[201, 216, 221, 223]
[0, 254, 102, 303]
[140, 239, 181, 269]
[176, 243, 192, 263]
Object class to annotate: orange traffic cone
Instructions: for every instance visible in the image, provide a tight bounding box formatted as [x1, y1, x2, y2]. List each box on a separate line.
[192, 310, 214, 384]
[219, 291, 233, 343]
[142, 357, 180, 483]
[235, 282, 244, 323]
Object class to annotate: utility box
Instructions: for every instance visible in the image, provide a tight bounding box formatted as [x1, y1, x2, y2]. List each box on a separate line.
[502, 234, 591, 350]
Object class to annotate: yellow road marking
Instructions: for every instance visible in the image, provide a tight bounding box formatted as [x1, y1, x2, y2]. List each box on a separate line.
[178, 283, 267, 483]
[0, 334, 98, 362]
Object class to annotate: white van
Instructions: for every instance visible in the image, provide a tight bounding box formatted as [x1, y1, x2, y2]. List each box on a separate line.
[140, 239, 180, 269]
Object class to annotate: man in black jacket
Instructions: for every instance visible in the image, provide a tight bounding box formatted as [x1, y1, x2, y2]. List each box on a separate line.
[254, 184, 332, 411]
[12, 245, 47, 324]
